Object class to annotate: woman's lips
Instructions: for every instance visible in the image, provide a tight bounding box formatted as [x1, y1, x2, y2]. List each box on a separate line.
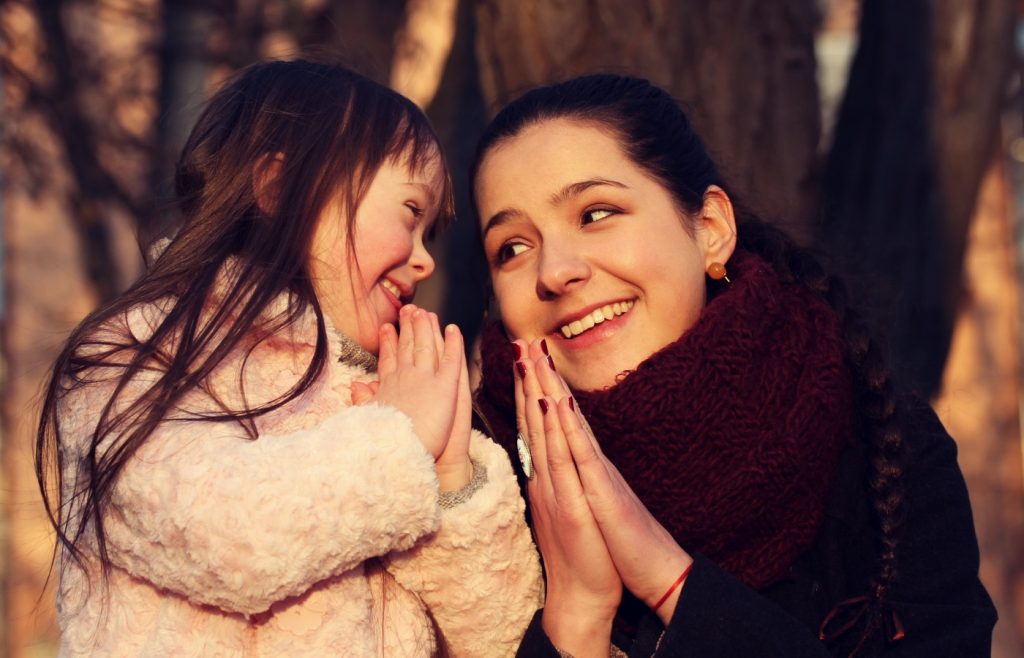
[557, 299, 636, 339]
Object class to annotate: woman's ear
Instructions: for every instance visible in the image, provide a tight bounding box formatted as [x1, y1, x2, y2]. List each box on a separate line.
[698, 185, 738, 267]
[253, 153, 284, 215]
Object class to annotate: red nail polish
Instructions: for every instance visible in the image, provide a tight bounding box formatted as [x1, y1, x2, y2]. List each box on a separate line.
[538, 399, 549, 415]
[516, 362, 526, 378]
[547, 355, 556, 372]
[512, 342, 522, 359]
[540, 339, 549, 355]
[568, 397, 575, 411]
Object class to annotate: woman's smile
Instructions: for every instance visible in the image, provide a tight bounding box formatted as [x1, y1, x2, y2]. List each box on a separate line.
[476, 118, 736, 390]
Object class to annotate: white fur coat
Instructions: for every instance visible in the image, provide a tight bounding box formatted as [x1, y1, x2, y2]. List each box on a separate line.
[54, 293, 542, 657]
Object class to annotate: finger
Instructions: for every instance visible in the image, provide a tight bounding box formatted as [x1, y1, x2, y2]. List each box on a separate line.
[438, 323, 464, 383]
[429, 311, 445, 357]
[411, 308, 438, 369]
[531, 341, 571, 399]
[519, 355, 551, 492]
[377, 323, 399, 378]
[350, 381, 376, 405]
[446, 332, 472, 455]
[542, 395, 587, 504]
[569, 395, 604, 456]
[558, 397, 604, 473]
[512, 340, 528, 436]
[397, 304, 416, 366]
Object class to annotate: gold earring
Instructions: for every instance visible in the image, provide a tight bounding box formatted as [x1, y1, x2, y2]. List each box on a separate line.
[706, 262, 731, 283]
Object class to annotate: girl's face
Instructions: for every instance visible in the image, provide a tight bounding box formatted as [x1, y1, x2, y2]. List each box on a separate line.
[310, 153, 444, 354]
[475, 119, 736, 390]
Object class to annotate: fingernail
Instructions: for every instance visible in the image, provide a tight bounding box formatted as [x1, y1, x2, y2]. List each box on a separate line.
[547, 355, 556, 372]
[538, 399, 549, 415]
[512, 342, 522, 359]
[515, 361, 526, 378]
[540, 339, 549, 355]
[568, 396, 575, 411]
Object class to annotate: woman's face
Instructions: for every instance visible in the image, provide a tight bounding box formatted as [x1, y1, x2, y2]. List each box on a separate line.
[309, 153, 443, 354]
[475, 119, 736, 390]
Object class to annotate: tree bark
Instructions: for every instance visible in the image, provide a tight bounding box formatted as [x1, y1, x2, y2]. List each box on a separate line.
[820, 0, 1015, 396]
[472, 0, 822, 232]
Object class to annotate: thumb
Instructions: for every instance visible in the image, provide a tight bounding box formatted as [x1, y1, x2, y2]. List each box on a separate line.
[350, 381, 378, 406]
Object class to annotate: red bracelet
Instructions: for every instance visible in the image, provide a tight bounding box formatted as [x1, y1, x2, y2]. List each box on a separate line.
[653, 562, 694, 611]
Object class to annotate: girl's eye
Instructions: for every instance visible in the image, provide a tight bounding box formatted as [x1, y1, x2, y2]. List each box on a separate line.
[581, 207, 617, 224]
[405, 203, 424, 219]
[495, 241, 529, 264]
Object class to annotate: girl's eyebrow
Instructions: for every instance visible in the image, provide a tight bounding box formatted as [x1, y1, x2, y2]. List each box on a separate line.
[482, 177, 629, 239]
[404, 181, 437, 205]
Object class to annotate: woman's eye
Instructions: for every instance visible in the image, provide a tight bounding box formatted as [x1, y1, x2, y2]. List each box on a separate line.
[581, 207, 616, 224]
[495, 241, 529, 264]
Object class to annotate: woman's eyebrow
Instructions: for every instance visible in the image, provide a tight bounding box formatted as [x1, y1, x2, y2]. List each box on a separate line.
[482, 178, 629, 239]
[549, 177, 628, 206]
[481, 208, 525, 240]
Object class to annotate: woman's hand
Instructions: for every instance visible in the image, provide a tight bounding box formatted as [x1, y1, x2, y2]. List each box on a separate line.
[515, 340, 620, 657]
[352, 306, 469, 490]
[524, 339, 693, 625]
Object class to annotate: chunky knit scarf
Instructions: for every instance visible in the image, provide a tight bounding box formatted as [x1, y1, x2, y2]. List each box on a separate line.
[475, 251, 855, 589]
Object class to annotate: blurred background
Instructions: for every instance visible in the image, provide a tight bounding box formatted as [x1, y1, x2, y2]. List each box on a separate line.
[1, 0, 1022, 656]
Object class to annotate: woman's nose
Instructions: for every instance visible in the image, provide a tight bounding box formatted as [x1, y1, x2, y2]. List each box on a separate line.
[536, 241, 591, 299]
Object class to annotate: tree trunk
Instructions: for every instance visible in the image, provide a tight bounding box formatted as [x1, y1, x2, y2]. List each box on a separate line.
[472, 0, 822, 233]
[820, 0, 1014, 397]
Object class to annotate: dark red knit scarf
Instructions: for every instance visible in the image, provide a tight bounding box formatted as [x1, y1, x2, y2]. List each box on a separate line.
[475, 251, 855, 589]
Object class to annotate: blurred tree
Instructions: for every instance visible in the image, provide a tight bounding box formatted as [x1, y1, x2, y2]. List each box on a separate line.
[0, 0, 1018, 655]
[821, 0, 1015, 396]
[473, 0, 822, 236]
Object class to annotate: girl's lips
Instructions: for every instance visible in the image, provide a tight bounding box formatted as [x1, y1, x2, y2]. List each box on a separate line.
[379, 280, 403, 312]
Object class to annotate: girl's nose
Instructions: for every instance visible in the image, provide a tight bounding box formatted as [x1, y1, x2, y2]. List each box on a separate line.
[409, 240, 435, 282]
[535, 240, 591, 299]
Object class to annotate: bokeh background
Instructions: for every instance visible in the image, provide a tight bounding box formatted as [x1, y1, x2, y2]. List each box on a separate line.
[1, 0, 1022, 656]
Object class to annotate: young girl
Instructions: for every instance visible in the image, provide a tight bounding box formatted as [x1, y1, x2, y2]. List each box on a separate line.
[36, 59, 541, 657]
[472, 75, 996, 657]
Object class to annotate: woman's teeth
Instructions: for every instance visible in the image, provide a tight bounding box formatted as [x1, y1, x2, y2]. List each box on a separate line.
[381, 280, 401, 299]
[559, 300, 635, 338]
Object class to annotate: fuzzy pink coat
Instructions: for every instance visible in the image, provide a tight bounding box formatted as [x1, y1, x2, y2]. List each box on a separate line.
[54, 292, 543, 657]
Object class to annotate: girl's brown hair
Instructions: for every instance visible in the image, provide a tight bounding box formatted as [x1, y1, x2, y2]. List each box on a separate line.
[36, 58, 454, 575]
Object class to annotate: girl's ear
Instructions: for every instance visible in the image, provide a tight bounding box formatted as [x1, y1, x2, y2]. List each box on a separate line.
[698, 185, 738, 267]
[253, 153, 285, 215]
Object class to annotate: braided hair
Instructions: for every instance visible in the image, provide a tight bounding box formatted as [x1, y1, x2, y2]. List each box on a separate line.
[470, 74, 907, 655]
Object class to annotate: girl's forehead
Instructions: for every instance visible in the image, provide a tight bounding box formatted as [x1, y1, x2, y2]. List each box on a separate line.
[392, 147, 444, 187]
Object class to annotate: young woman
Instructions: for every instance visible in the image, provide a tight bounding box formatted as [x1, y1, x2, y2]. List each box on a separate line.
[36, 59, 541, 657]
[472, 74, 996, 657]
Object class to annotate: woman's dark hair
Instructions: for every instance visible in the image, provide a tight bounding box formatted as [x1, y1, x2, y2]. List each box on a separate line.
[470, 74, 906, 655]
[36, 58, 454, 576]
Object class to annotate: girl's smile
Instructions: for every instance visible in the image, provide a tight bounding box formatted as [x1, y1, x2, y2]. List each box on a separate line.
[309, 154, 444, 353]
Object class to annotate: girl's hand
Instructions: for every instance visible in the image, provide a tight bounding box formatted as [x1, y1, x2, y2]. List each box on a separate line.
[516, 340, 620, 658]
[430, 313, 473, 492]
[365, 305, 463, 461]
[526, 339, 693, 625]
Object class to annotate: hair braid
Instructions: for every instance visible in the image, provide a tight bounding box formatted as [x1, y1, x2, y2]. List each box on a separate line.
[738, 215, 907, 653]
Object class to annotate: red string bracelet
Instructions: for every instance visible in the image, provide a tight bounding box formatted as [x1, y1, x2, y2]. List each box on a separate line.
[653, 562, 694, 611]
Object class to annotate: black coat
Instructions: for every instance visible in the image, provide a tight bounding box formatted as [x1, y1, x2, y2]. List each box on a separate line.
[516, 397, 997, 657]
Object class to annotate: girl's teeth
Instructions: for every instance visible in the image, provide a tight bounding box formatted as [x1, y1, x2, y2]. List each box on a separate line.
[382, 280, 400, 298]
[559, 300, 634, 339]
